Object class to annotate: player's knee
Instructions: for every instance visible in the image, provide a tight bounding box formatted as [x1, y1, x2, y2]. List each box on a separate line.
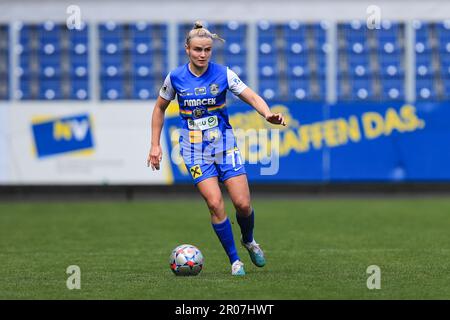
[206, 197, 224, 215]
[235, 199, 252, 216]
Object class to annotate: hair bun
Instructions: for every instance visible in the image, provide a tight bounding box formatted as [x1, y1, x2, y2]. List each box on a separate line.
[194, 21, 203, 29]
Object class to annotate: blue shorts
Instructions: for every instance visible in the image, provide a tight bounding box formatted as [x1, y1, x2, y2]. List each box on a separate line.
[184, 148, 246, 184]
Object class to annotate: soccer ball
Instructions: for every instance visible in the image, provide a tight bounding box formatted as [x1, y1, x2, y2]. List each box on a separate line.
[169, 244, 204, 276]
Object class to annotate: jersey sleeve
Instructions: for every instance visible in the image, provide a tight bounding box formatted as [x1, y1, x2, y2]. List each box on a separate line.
[159, 73, 176, 101]
[227, 68, 248, 96]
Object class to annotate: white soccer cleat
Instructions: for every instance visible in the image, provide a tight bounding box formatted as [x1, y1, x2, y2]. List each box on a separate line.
[231, 260, 245, 276]
[241, 238, 266, 267]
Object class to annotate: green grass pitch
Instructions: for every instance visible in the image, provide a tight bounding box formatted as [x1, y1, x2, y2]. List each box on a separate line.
[1, 197, 450, 299]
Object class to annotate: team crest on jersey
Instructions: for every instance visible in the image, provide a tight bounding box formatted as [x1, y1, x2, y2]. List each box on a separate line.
[210, 83, 219, 95]
[193, 107, 205, 119]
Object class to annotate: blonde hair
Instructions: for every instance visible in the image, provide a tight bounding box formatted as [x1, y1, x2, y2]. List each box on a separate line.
[185, 21, 225, 45]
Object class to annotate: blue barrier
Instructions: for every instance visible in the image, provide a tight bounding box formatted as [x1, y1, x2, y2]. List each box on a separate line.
[164, 101, 450, 182]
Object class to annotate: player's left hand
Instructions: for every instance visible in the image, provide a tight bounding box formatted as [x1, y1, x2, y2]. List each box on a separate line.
[265, 113, 286, 126]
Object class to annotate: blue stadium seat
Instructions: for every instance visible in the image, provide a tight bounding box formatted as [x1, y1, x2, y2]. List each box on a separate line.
[225, 42, 246, 55]
[99, 22, 125, 39]
[37, 22, 61, 40]
[100, 41, 124, 55]
[414, 39, 432, 55]
[132, 79, 156, 100]
[416, 78, 436, 100]
[440, 58, 450, 77]
[130, 22, 151, 38]
[68, 24, 88, 41]
[131, 42, 152, 55]
[340, 20, 367, 39]
[18, 24, 32, 44]
[259, 65, 278, 79]
[101, 80, 125, 100]
[71, 64, 88, 79]
[69, 42, 88, 55]
[284, 40, 308, 55]
[380, 63, 404, 78]
[436, 21, 450, 41]
[39, 80, 62, 100]
[288, 79, 312, 100]
[257, 20, 276, 40]
[259, 78, 280, 100]
[349, 78, 374, 100]
[71, 80, 89, 100]
[442, 78, 450, 100]
[413, 20, 430, 42]
[349, 64, 372, 78]
[223, 21, 246, 40]
[437, 39, 450, 55]
[288, 64, 311, 79]
[380, 78, 404, 100]
[347, 41, 369, 55]
[101, 64, 125, 79]
[311, 22, 328, 44]
[415, 57, 434, 78]
[374, 20, 400, 41]
[283, 21, 307, 40]
[39, 63, 61, 79]
[377, 40, 401, 55]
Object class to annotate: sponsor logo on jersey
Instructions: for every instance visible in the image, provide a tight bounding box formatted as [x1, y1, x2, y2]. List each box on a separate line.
[183, 98, 216, 107]
[210, 83, 219, 95]
[178, 88, 191, 97]
[194, 87, 207, 95]
[188, 115, 218, 131]
[190, 164, 203, 179]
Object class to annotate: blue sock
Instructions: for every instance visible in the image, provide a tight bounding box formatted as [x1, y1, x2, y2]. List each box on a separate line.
[236, 209, 254, 244]
[212, 217, 240, 265]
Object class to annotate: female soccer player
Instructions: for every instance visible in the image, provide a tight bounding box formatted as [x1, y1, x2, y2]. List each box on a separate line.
[148, 21, 286, 276]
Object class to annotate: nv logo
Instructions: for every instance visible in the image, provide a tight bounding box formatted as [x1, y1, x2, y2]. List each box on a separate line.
[190, 165, 203, 179]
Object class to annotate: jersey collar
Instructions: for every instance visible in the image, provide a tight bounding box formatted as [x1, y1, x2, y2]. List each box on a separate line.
[187, 62, 210, 78]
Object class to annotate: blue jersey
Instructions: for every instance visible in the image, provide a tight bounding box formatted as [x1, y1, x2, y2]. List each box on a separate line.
[160, 62, 247, 165]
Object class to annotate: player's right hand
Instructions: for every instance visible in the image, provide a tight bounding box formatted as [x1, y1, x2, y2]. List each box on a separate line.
[148, 145, 162, 171]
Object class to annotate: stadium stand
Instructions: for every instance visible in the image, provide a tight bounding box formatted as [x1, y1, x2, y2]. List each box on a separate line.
[3, 20, 450, 102]
[17, 21, 89, 100]
[0, 25, 8, 100]
[99, 21, 168, 100]
[338, 20, 405, 101]
[257, 20, 328, 101]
